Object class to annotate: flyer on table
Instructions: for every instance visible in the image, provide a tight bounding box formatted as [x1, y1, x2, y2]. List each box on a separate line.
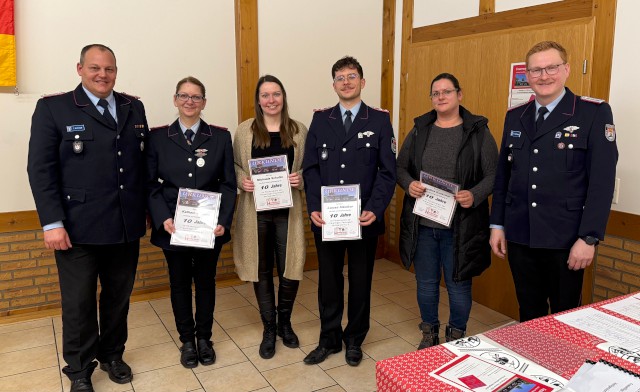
[249, 154, 293, 211]
[170, 188, 221, 249]
[321, 184, 361, 241]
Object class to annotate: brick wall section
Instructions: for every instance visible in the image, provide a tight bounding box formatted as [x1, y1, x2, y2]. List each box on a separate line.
[593, 235, 640, 302]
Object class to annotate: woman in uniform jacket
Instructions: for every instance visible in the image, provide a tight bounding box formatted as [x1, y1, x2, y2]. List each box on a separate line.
[233, 75, 307, 359]
[397, 73, 498, 349]
[147, 76, 236, 368]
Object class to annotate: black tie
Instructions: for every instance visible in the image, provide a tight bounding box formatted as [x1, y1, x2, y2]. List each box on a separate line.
[184, 129, 195, 145]
[344, 110, 352, 133]
[97, 99, 117, 129]
[536, 106, 548, 133]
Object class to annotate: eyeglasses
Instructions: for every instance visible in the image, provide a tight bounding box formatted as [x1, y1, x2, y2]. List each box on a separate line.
[333, 73, 359, 83]
[175, 93, 205, 103]
[526, 63, 566, 78]
[430, 89, 458, 99]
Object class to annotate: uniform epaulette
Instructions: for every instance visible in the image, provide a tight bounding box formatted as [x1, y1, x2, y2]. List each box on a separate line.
[370, 106, 389, 113]
[580, 96, 605, 104]
[313, 106, 332, 112]
[121, 92, 141, 100]
[210, 124, 229, 132]
[507, 99, 534, 111]
[150, 125, 169, 132]
[42, 92, 65, 98]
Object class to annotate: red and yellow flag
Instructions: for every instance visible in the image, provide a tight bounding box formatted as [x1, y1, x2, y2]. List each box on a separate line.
[0, 0, 16, 86]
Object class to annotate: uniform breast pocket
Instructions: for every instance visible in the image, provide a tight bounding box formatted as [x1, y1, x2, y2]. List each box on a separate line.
[133, 128, 147, 155]
[356, 137, 379, 165]
[506, 136, 524, 170]
[316, 139, 335, 164]
[554, 137, 587, 172]
[62, 129, 94, 159]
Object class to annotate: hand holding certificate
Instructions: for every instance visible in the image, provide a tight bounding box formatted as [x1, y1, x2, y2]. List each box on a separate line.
[413, 172, 460, 227]
[249, 155, 294, 211]
[170, 188, 221, 249]
[321, 184, 361, 241]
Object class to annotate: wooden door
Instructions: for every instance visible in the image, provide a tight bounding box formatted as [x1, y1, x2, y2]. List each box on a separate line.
[397, 17, 596, 320]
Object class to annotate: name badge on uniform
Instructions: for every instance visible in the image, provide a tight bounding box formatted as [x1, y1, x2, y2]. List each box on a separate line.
[510, 130, 521, 138]
[66, 125, 85, 132]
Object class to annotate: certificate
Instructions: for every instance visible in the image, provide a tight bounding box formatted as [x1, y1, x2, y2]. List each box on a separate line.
[412, 171, 459, 227]
[249, 155, 293, 211]
[321, 184, 361, 241]
[170, 188, 221, 249]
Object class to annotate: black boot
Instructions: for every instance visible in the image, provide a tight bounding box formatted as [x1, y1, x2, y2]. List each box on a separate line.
[445, 325, 466, 342]
[259, 311, 277, 359]
[277, 309, 300, 348]
[418, 322, 440, 349]
[276, 277, 300, 348]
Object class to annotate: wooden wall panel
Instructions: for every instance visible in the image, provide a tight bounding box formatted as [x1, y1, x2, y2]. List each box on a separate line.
[235, 0, 259, 123]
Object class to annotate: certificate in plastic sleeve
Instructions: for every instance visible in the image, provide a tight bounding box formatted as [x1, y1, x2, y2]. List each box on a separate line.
[249, 155, 293, 211]
[412, 171, 460, 227]
[321, 184, 361, 241]
[170, 188, 221, 249]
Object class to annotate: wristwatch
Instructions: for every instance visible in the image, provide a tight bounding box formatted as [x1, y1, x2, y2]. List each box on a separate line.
[581, 236, 600, 246]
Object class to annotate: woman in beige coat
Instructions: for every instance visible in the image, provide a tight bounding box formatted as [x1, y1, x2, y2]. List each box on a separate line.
[233, 75, 307, 359]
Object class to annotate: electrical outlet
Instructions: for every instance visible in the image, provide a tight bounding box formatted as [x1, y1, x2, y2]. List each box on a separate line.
[612, 177, 620, 204]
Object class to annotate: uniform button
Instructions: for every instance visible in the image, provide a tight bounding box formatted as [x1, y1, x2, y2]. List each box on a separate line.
[67, 195, 71, 200]
[188, 158, 192, 162]
[120, 185, 124, 190]
[118, 151, 122, 156]
[341, 164, 345, 168]
[74, 134, 80, 139]
[342, 148, 347, 152]
[119, 168, 123, 173]
[117, 135, 120, 139]
[323, 143, 327, 148]
[366, 143, 370, 147]
[531, 202, 537, 207]
[532, 167, 538, 172]
[188, 173, 193, 177]
[509, 144, 513, 148]
[532, 184, 537, 189]
[533, 149, 539, 154]
[140, 132, 144, 136]
[568, 144, 574, 149]
[339, 180, 344, 184]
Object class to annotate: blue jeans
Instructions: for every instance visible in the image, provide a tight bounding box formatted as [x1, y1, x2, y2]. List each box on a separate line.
[413, 226, 472, 330]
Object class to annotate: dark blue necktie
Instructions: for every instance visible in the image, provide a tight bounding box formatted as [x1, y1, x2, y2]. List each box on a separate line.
[185, 129, 195, 145]
[344, 110, 352, 133]
[97, 99, 117, 129]
[536, 106, 548, 133]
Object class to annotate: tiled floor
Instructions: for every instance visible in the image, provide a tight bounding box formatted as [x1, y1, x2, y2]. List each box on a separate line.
[0, 259, 514, 392]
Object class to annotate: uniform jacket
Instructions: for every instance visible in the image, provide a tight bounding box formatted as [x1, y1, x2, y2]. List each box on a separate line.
[303, 102, 397, 237]
[232, 118, 308, 281]
[490, 88, 618, 249]
[398, 106, 495, 281]
[147, 119, 236, 250]
[27, 84, 149, 244]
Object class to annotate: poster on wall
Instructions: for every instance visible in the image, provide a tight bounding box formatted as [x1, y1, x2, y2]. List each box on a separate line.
[508, 62, 535, 108]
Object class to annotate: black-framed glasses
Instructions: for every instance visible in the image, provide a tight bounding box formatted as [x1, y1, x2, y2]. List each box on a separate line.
[333, 73, 359, 83]
[175, 93, 205, 103]
[526, 63, 566, 78]
[430, 89, 458, 99]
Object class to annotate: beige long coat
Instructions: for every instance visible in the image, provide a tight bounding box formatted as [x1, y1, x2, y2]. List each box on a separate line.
[232, 118, 308, 282]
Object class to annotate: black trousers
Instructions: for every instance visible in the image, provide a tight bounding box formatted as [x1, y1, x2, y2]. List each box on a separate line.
[163, 243, 222, 343]
[508, 241, 584, 322]
[313, 233, 378, 348]
[56, 241, 139, 381]
[254, 209, 299, 315]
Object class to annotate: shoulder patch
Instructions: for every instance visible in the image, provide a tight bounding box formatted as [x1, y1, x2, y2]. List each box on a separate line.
[150, 125, 169, 132]
[580, 95, 605, 104]
[313, 106, 332, 113]
[370, 106, 389, 113]
[121, 92, 141, 100]
[42, 92, 65, 98]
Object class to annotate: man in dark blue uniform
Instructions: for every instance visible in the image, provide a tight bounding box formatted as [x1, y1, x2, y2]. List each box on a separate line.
[302, 56, 396, 366]
[27, 44, 148, 392]
[490, 41, 618, 322]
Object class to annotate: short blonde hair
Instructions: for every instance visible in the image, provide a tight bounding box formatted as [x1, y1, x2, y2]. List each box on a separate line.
[526, 41, 568, 66]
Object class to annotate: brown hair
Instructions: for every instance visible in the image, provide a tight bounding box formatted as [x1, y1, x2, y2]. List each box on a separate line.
[175, 76, 206, 98]
[79, 44, 116, 65]
[331, 56, 363, 79]
[525, 41, 568, 66]
[251, 75, 299, 149]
